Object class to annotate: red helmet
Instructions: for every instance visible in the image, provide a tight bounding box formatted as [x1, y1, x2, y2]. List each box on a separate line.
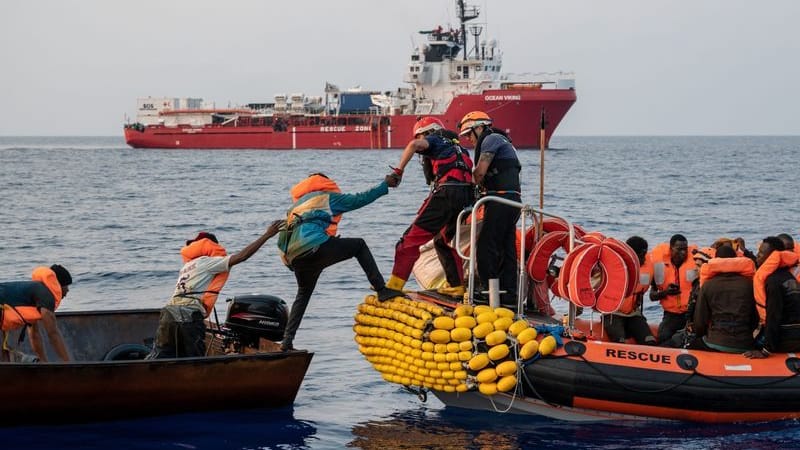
[412, 117, 444, 136]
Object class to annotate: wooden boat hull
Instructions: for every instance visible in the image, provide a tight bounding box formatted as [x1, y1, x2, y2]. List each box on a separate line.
[0, 309, 313, 425]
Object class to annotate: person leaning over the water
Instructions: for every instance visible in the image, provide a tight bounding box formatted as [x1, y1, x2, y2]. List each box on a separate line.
[149, 222, 283, 359]
[384, 117, 474, 298]
[745, 237, 800, 358]
[691, 245, 759, 353]
[649, 234, 697, 345]
[601, 236, 657, 345]
[0, 264, 72, 362]
[277, 172, 403, 352]
[458, 111, 522, 308]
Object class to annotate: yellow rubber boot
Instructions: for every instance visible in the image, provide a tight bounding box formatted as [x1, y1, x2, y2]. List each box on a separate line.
[438, 285, 465, 297]
[386, 275, 406, 291]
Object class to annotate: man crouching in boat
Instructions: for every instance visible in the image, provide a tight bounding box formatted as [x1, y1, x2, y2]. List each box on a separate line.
[0, 264, 72, 362]
[148, 222, 283, 359]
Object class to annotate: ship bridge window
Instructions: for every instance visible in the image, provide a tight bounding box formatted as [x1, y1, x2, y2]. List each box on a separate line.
[411, 55, 419, 61]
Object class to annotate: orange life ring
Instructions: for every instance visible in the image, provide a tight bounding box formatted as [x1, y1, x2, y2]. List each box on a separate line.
[600, 237, 641, 297]
[527, 231, 569, 282]
[557, 242, 595, 301]
[567, 243, 629, 313]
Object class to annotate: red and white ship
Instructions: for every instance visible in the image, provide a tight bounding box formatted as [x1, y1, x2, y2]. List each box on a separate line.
[123, 1, 576, 150]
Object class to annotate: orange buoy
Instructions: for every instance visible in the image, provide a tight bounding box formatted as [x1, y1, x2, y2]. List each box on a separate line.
[567, 243, 629, 312]
[602, 237, 641, 297]
[557, 242, 595, 302]
[527, 231, 569, 282]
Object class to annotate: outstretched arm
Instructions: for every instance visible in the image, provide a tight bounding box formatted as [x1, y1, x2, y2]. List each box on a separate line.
[395, 138, 429, 173]
[229, 220, 284, 267]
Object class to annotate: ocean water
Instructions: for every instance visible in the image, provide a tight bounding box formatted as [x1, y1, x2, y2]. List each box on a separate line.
[1, 135, 799, 449]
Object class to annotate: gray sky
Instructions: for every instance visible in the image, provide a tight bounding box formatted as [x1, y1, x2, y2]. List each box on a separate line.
[1, 0, 798, 136]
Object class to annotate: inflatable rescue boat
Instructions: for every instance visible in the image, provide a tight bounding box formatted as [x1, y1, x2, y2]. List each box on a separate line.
[353, 197, 800, 423]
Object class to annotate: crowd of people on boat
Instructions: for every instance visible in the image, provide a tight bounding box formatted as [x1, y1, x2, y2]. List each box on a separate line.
[600, 233, 800, 357]
[3, 110, 799, 363]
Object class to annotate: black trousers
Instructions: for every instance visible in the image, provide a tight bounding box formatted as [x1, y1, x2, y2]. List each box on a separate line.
[282, 237, 385, 349]
[602, 313, 656, 345]
[476, 199, 520, 306]
[657, 311, 689, 345]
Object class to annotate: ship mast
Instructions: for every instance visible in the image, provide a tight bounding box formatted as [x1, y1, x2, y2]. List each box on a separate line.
[456, 0, 480, 61]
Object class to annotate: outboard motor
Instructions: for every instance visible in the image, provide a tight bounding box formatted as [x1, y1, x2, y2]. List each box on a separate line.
[225, 294, 288, 348]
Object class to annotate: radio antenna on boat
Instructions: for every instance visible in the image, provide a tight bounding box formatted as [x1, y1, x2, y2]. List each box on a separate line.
[538, 108, 547, 234]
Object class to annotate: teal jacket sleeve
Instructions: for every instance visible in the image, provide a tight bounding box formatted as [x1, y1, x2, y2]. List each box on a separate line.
[328, 180, 389, 215]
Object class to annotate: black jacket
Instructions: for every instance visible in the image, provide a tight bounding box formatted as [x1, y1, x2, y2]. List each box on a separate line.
[693, 273, 758, 351]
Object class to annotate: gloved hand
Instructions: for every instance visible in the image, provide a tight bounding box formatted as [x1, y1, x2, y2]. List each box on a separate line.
[386, 166, 403, 188]
[385, 173, 400, 188]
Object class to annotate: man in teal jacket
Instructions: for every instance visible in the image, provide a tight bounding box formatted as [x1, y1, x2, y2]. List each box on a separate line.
[277, 172, 402, 351]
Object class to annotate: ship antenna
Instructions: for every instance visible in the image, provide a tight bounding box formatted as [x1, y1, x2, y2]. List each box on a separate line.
[456, 0, 480, 61]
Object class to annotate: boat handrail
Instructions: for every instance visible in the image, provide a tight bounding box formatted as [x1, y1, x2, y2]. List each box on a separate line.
[455, 195, 578, 319]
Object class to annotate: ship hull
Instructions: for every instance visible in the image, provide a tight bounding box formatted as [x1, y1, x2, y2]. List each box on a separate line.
[124, 89, 575, 150]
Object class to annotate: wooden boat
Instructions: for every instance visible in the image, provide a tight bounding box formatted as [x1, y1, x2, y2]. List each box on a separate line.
[0, 303, 313, 426]
[354, 196, 800, 423]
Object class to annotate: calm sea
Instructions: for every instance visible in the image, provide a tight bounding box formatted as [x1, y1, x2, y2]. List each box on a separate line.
[1, 135, 798, 449]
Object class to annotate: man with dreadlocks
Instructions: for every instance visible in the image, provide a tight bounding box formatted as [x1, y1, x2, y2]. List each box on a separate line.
[149, 222, 283, 358]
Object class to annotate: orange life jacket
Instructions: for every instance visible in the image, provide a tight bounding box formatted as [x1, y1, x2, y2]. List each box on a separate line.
[753, 250, 800, 324]
[699, 257, 755, 285]
[289, 174, 342, 236]
[31, 266, 63, 309]
[650, 242, 698, 314]
[180, 238, 230, 316]
[1, 305, 42, 331]
[616, 254, 654, 315]
[1, 268, 63, 331]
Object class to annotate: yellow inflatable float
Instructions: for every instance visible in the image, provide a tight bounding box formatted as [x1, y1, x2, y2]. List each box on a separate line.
[353, 294, 558, 396]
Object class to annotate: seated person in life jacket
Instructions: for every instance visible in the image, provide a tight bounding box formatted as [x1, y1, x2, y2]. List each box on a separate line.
[385, 117, 474, 298]
[778, 233, 800, 257]
[712, 236, 757, 263]
[691, 245, 759, 353]
[601, 236, 656, 345]
[277, 172, 402, 352]
[661, 246, 717, 348]
[149, 222, 282, 359]
[0, 264, 72, 362]
[745, 236, 800, 358]
[649, 234, 697, 345]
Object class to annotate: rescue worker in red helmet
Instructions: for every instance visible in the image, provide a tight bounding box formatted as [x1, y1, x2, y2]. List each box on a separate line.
[458, 111, 522, 307]
[385, 117, 474, 297]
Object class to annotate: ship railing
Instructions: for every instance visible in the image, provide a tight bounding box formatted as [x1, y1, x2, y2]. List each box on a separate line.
[455, 196, 579, 322]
